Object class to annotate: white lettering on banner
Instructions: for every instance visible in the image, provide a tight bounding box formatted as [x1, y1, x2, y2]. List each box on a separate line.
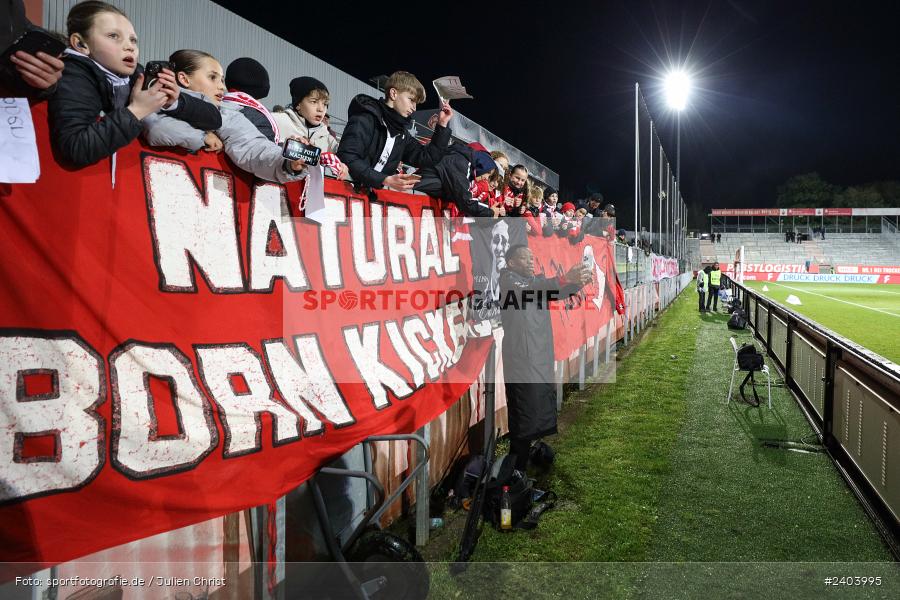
[343, 305, 471, 409]
[262, 336, 354, 435]
[144, 157, 245, 292]
[402, 318, 441, 381]
[419, 208, 444, 278]
[722, 263, 804, 274]
[777, 273, 881, 284]
[385, 321, 426, 389]
[445, 299, 468, 364]
[143, 157, 459, 292]
[248, 184, 310, 291]
[110, 344, 217, 478]
[2, 317, 478, 500]
[317, 197, 349, 288]
[195, 345, 301, 457]
[386, 205, 419, 282]
[349, 199, 387, 285]
[343, 323, 414, 409]
[441, 210, 461, 275]
[424, 310, 456, 370]
[0, 336, 104, 501]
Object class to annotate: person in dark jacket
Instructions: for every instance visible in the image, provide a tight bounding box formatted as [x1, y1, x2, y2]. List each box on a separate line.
[48, 1, 221, 171]
[499, 244, 593, 471]
[584, 192, 604, 218]
[1, 0, 65, 97]
[337, 71, 451, 191]
[337, 70, 501, 218]
[223, 57, 279, 142]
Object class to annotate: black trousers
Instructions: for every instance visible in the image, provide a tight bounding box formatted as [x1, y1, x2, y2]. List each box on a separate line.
[510, 438, 532, 471]
[698, 291, 706, 311]
[707, 285, 719, 311]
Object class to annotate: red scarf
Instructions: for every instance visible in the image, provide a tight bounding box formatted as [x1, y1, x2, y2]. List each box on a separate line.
[223, 91, 281, 143]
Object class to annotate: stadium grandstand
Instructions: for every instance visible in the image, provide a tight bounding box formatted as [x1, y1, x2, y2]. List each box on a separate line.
[2, 1, 899, 599]
[702, 208, 900, 277]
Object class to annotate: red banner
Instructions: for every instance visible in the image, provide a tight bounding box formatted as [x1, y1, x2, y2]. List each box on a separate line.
[0, 105, 616, 567]
[711, 207, 879, 217]
[710, 208, 780, 217]
[527, 236, 618, 360]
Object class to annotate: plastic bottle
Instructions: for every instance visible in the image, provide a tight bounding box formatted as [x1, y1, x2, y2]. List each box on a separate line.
[500, 485, 512, 530]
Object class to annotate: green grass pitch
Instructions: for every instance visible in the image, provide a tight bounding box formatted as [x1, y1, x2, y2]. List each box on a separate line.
[743, 280, 900, 363]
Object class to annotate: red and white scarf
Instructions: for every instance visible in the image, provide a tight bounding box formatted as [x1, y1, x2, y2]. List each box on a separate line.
[222, 91, 281, 143]
[298, 152, 347, 213]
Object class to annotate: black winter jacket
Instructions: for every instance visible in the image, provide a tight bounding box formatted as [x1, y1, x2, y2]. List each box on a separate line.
[499, 269, 583, 440]
[414, 144, 495, 218]
[0, 0, 53, 98]
[337, 94, 450, 189]
[1, 0, 27, 52]
[48, 56, 222, 168]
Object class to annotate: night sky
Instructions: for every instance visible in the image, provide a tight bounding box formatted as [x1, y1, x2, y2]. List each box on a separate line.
[214, 0, 898, 228]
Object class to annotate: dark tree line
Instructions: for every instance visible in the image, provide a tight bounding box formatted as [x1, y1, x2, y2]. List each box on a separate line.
[776, 173, 900, 208]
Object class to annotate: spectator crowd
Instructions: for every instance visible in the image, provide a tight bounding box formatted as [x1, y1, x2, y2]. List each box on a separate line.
[3, 0, 629, 245]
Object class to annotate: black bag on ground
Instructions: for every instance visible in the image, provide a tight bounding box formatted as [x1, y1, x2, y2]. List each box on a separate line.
[448, 454, 484, 508]
[728, 308, 747, 330]
[483, 454, 534, 528]
[737, 343, 764, 371]
[528, 441, 556, 469]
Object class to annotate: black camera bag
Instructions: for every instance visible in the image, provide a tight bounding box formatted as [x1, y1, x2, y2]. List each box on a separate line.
[728, 309, 747, 330]
[483, 454, 534, 528]
[737, 343, 764, 371]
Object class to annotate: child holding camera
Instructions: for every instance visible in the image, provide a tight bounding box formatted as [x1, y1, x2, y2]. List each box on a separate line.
[142, 50, 308, 184]
[48, 1, 221, 172]
[273, 77, 339, 153]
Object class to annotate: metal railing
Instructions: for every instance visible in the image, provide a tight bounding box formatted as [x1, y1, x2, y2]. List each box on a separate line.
[728, 277, 900, 558]
[614, 242, 654, 289]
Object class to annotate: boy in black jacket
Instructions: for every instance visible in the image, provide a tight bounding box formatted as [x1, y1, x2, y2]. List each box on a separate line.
[338, 71, 500, 218]
[338, 71, 449, 191]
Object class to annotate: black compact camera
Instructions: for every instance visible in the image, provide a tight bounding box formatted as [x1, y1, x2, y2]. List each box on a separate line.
[142, 61, 173, 90]
[282, 139, 321, 166]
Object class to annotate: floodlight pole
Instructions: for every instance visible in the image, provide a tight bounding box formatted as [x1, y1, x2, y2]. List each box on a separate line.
[649, 120, 653, 255]
[658, 146, 663, 255]
[634, 83, 639, 250]
[676, 112, 681, 261]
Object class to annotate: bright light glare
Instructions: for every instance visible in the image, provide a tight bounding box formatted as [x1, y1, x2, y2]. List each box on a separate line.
[664, 70, 691, 111]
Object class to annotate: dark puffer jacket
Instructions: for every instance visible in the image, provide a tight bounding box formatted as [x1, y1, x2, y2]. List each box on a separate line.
[337, 94, 450, 189]
[0, 0, 37, 97]
[499, 268, 583, 440]
[238, 106, 276, 142]
[48, 55, 222, 168]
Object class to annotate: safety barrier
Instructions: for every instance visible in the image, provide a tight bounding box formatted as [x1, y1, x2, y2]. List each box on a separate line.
[729, 279, 900, 558]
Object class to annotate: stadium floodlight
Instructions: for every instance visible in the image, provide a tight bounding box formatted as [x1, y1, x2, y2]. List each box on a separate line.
[664, 70, 691, 111]
[663, 68, 691, 261]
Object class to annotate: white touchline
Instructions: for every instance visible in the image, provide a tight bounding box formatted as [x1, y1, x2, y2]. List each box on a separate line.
[769, 282, 900, 319]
